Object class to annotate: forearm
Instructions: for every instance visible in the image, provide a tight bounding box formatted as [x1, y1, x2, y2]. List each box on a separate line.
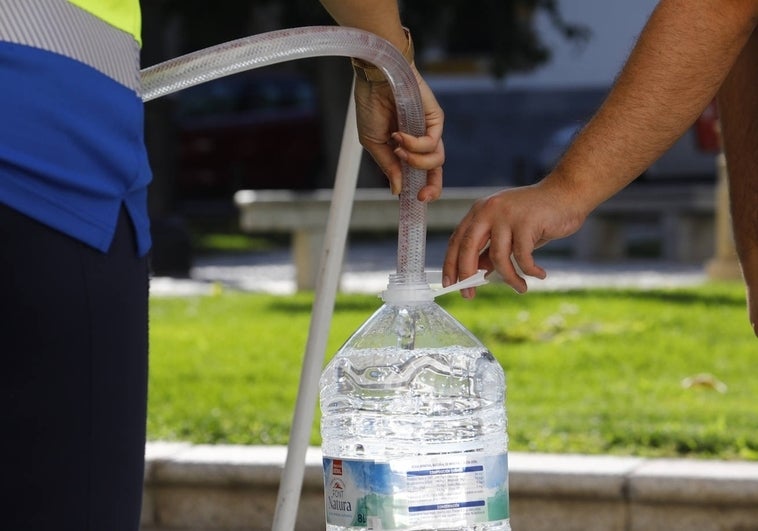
[551, 0, 758, 216]
[718, 25, 758, 335]
[319, 0, 408, 51]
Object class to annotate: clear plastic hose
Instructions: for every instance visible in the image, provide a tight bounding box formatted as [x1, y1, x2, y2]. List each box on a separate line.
[141, 26, 428, 283]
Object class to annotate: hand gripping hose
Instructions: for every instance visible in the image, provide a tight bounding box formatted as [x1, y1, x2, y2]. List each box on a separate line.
[141, 26, 429, 531]
[142, 26, 428, 283]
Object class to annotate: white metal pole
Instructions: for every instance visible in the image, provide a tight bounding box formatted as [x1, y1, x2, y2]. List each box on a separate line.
[272, 80, 362, 531]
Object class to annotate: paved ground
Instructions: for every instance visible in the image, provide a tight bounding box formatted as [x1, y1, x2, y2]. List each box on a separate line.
[149, 234, 708, 297]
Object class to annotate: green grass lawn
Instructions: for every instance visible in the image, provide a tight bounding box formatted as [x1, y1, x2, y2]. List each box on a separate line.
[148, 280, 758, 460]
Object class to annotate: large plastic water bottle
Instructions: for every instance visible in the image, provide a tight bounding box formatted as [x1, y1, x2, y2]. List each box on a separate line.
[320, 275, 510, 531]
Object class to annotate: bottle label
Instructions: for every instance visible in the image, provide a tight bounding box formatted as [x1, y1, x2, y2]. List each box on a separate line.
[323, 452, 509, 529]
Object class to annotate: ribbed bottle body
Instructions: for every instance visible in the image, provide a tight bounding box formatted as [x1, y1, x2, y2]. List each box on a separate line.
[320, 302, 510, 531]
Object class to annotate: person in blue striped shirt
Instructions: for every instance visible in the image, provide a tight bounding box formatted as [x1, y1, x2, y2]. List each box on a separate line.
[0, 2, 150, 529]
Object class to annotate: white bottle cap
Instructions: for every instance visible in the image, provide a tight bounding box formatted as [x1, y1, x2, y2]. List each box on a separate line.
[380, 270, 489, 304]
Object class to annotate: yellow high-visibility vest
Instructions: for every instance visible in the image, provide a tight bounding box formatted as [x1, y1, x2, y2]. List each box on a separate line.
[0, 0, 152, 255]
[67, 0, 142, 44]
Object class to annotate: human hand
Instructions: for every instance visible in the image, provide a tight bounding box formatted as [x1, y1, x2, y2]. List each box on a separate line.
[353, 65, 444, 202]
[442, 179, 588, 297]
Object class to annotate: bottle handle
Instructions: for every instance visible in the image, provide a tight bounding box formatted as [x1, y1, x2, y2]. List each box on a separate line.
[428, 270, 489, 298]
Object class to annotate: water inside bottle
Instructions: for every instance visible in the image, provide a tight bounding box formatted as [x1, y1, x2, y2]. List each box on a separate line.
[321, 336, 511, 530]
[321, 346, 505, 455]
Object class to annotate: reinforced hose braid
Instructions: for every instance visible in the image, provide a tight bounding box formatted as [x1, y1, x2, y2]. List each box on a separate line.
[141, 26, 428, 283]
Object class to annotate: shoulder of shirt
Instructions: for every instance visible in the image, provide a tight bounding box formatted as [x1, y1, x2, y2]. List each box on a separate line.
[66, 0, 142, 45]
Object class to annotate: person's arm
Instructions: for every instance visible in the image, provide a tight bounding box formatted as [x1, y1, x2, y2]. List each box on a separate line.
[319, 0, 445, 201]
[553, 0, 758, 208]
[320, 0, 408, 51]
[444, 0, 758, 296]
[718, 25, 758, 337]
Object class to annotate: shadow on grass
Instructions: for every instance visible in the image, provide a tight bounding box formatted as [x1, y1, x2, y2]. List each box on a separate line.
[604, 427, 758, 460]
[458, 286, 745, 308]
[267, 295, 379, 314]
[263, 284, 745, 317]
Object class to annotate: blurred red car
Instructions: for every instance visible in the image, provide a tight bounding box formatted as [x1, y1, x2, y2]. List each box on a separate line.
[174, 69, 323, 199]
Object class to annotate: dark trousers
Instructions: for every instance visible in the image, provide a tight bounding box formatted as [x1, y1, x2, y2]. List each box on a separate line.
[0, 205, 149, 531]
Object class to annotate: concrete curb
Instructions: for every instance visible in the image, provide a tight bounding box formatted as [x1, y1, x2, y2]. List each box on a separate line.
[141, 443, 758, 531]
